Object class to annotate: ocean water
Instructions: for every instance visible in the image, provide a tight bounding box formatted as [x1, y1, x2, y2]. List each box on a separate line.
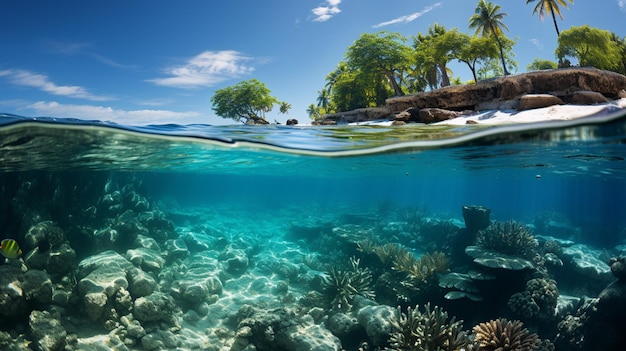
[1, 109, 625, 350]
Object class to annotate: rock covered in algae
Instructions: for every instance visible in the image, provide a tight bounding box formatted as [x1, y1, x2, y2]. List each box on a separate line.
[29, 310, 67, 351]
[562, 244, 612, 281]
[356, 304, 397, 347]
[133, 292, 177, 323]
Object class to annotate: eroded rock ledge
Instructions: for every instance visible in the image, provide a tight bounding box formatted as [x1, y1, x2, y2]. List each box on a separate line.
[317, 68, 626, 125]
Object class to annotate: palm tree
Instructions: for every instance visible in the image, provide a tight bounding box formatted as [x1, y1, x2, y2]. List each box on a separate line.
[316, 89, 331, 110]
[414, 23, 453, 88]
[469, 0, 510, 75]
[526, 0, 573, 37]
[306, 104, 320, 119]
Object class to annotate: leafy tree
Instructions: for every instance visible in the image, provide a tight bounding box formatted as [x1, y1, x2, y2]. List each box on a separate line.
[526, 0, 573, 37]
[449, 32, 500, 82]
[469, 0, 511, 75]
[345, 31, 413, 96]
[556, 25, 622, 72]
[307, 104, 321, 120]
[211, 79, 288, 124]
[413, 23, 455, 89]
[527, 58, 558, 71]
[610, 32, 626, 75]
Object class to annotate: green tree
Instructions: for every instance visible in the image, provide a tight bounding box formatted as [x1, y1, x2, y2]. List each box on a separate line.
[527, 58, 558, 71]
[469, 0, 511, 75]
[526, 0, 573, 37]
[211, 79, 288, 124]
[448, 32, 500, 82]
[413, 23, 455, 89]
[556, 25, 622, 71]
[345, 31, 413, 96]
[610, 32, 626, 75]
[307, 103, 321, 120]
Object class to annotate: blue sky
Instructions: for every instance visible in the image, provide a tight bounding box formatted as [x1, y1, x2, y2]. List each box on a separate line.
[0, 0, 624, 125]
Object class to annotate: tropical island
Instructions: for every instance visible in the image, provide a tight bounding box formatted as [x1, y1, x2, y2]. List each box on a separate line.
[210, 0, 626, 125]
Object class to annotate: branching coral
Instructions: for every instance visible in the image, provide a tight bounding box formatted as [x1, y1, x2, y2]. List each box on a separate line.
[387, 303, 469, 351]
[321, 257, 374, 312]
[476, 221, 538, 259]
[393, 251, 450, 283]
[471, 318, 538, 351]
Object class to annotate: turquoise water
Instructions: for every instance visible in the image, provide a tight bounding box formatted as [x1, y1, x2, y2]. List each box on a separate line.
[1, 109, 625, 350]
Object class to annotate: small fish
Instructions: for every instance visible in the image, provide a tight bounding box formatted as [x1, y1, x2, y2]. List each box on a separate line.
[0, 239, 23, 259]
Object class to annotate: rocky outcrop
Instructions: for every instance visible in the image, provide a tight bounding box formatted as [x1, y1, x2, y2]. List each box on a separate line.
[317, 68, 626, 124]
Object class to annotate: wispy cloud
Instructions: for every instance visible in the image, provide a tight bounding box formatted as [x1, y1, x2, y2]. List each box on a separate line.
[618, 0, 625, 12]
[0, 69, 112, 101]
[148, 50, 255, 89]
[46, 41, 131, 69]
[27, 101, 201, 125]
[311, 0, 341, 22]
[373, 2, 442, 28]
[530, 38, 544, 50]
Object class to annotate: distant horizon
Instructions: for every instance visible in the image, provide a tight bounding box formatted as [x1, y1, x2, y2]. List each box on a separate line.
[1, 1, 624, 126]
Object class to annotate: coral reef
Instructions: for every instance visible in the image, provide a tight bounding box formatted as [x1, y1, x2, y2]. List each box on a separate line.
[387, 303, 469, 351]
[471, 318, 538, 351]
[392, 250, 449, 284]
[321, 257, 375, 312]
[476, 221, 538, 260]
[507, 278, 558, 320]
[462, 205, 491, 234]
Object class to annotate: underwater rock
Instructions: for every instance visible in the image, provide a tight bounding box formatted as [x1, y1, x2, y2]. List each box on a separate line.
[78, 251, 133, 320]
[22, 269, 53, 305]
[24, 220, 66, 250]
[164, 238, 190, 262]
[220, 247, 249, 276]
[138, 210, 176, 242]
[29, 310, 67, 351]
[0, 266, 27, 317]
[609, 256, 626, 281]
[462, 205, 491, 233]
[140, 330, 179, 350]
[128, 268, 157, 298]
[126, 247, 165, 272]
[133, 292, 177, 323]
[356, 304, 396, 347]
[465, 246, 535, 270]
[280, 322, 342, 351]
[570, 280, 626, 350]
[326, 312, 362, 340]
[562, 244, 612, 281]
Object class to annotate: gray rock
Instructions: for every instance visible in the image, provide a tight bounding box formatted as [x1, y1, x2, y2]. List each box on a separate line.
[356, 304, 396, 347]
[326, 312, 361, 338]
[562, 244, 612, 281]
[141, 330, 179, 350]
[22, 270, 53, 305]
[280, 323, 342, 351]
[0, 266, 27, 317]
[128, 268, 157, 298]
[126, 247, 165, 272]
[568, 90, 609, 104]
[518, 94, 564, 110]
[417, 107, 460, 123]
[29, 310, 67, 351]
[133, 292, 176, 323]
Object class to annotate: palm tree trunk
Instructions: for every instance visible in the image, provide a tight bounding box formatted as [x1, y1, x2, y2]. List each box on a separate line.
[385, 71, 405, 96]
[490, 23, 509, 76]
[438, 63, 451, 87]
[551, 11, 560, 36]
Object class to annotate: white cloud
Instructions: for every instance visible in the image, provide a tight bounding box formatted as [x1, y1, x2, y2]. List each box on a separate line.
[0, 69, 111, 101]
[618, 0, 625, 12]
[373, 2, 442, 28]
[148, 50, 255, 89]
[311, 0, 341, 22]
[27, 101, 201, 125]
[530, 38, 544, 50]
